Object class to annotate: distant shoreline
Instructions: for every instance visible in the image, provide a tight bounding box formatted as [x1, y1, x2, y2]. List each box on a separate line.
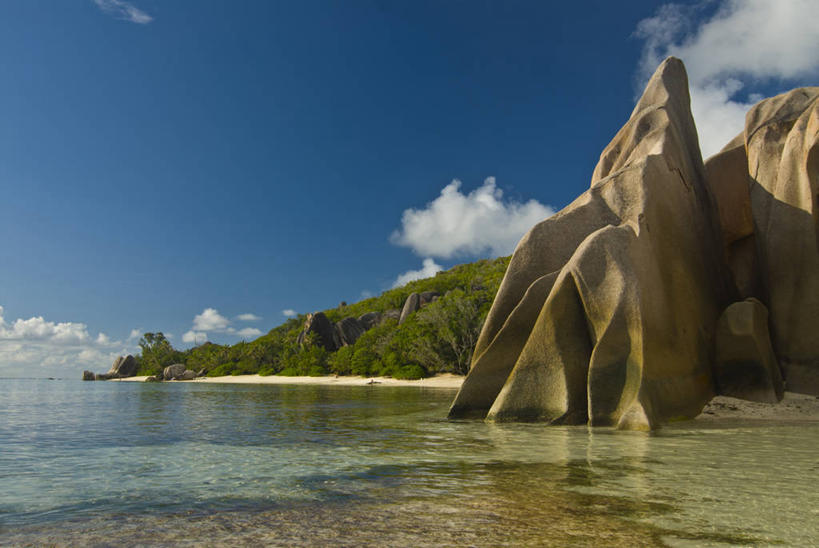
[113, 373, 465, 389]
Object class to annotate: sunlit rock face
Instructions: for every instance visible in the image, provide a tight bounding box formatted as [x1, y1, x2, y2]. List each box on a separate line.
[448, 58, 819, 430]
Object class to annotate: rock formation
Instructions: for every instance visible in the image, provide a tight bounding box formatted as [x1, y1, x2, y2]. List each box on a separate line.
[358, 312, 382, 330]
[335, 317, 366, 347]
[107, 355, 137, 377]
[714, 299, 783, 403]
[82, 355, 137, 380]
[449, 57, 819, 429]
[399, 293, 421, 325]
[297, 312, 339, 351]
[163, 363, 187, 381]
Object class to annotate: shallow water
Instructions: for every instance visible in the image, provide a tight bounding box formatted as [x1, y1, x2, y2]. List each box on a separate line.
[1, 379, 817, 546]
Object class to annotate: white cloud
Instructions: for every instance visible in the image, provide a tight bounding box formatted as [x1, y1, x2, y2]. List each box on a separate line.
[236, 313, 261, 321]
[282, 309, 297, 318]
[0, 305, 134, 377]
[193, 308, 230, 331]
[635, 0, 819, 157]
[127, 328, 143, 341]
[93, 0, 153, 24]
[236, 327, 263, 339]
[392, 258, 444, 288]
[360, 290, 374, 299]
[182, 330, 207, 344]
[391, 177, 554, 259]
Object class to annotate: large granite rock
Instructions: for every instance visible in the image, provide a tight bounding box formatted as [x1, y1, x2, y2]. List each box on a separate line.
[107, 355, 137, 378]
[335, 317, 366, 347]
[714, 299, 783, 403]
[163, 363, 187, 381]
[297, 312, 339, 351]
[744, 88, 819, 395]
[399, 293, 421, 325]
[449, 58, 727, 429]
[358, 312, 382, 330]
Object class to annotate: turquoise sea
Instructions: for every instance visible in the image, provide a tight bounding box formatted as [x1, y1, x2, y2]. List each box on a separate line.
[1, 379, 817, 546]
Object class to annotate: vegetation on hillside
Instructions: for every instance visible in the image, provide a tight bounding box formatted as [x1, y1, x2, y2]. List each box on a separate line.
[134, 256, 510, 379]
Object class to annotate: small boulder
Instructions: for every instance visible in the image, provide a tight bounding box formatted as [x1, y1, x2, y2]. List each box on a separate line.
[144, 375, 161, 382]
[163, 363, 187, 381]
[82, 370, 95, 381]
[714, 298, 784, 403]
[399, 293, 421, 325]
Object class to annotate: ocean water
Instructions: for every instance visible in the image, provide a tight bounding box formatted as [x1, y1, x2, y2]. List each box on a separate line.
[1, 379, 817, 546]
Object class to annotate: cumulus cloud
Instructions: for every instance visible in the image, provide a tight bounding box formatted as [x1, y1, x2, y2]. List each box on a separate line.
[93, 0, 153, 24]
[392, 258, 444, 288]
[237, 327, 263, 339]
[182, 330, 206, 344]
[193, 308, 230, 331]
[635, 0, 819, 157]
[0, 305, 133, 377]
[391, 177, 554, 259]
[236, 313, 261, 321]
[282, 309, 297, 318]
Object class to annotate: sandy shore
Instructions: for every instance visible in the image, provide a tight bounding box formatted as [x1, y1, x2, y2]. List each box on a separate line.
[116, 373, 464, 389]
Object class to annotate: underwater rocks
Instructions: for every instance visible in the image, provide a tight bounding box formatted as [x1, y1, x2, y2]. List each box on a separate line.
[449, 57, 819, 429]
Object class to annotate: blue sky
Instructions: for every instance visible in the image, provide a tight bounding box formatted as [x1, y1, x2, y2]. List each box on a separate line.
[1, 0, 817, 376]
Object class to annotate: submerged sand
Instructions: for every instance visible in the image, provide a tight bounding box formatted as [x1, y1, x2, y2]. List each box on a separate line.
[115, 375, 819, 422]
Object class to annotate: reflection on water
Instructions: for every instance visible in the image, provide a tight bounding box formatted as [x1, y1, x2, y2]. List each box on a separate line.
[1, 379, 817, 546]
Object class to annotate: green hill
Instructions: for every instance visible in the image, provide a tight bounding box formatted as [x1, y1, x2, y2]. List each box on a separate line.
[135, 256, 510, 379]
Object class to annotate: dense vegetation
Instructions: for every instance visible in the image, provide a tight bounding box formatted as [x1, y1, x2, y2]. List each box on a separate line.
[135, 256, 510, 379]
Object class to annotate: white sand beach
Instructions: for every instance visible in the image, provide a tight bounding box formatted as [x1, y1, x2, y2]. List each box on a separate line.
[116, 373, 465, 389]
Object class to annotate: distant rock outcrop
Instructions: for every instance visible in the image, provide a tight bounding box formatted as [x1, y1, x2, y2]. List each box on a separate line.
[82, 355, 137, 380]
[335, 317, 366, 347]
[163, 363, 187, 381]
[297, 312, 339, 351]
[107, 355, 137, 378]
[398, 291, 440, 325]
[449, 58, 819, 429]
[358, 312, 382, 330]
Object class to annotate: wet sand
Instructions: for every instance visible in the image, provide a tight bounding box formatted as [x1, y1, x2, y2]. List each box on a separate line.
[695, 391, 819, 423]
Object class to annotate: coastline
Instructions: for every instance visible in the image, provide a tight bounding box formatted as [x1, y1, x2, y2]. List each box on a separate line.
[111, 374, 819, 423]
[114, 373, 465, 389]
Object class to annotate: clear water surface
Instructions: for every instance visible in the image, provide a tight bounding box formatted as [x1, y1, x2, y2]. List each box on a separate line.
[1, 379, 817, 546]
